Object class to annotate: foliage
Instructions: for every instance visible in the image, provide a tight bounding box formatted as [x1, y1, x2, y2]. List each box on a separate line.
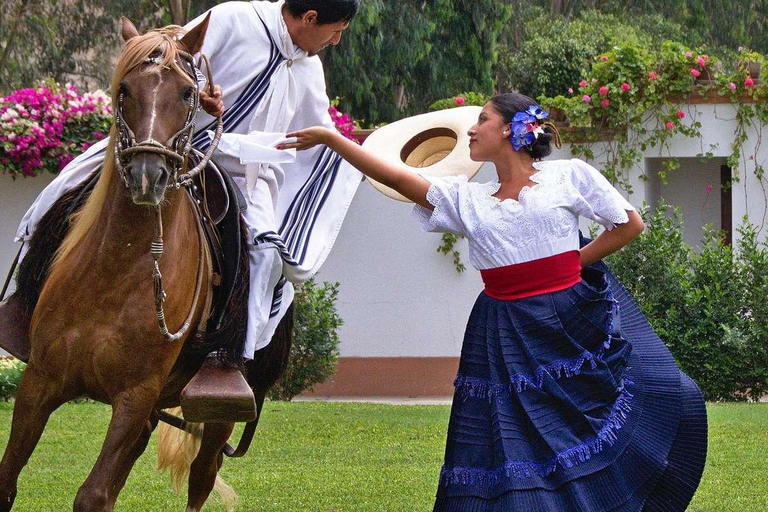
[325, 0, 510, 126]
[606, 202, 768, 401]
[0, 358, 25, 401]
[498, 9, 686, 100]
[436, 233, 466, 274]
[539, 41, 768, 192]
[269, 279, 343, 401]
[0, 1, 165, 93]
[0, 82, 112, 177]
[429, 92, 490, 111]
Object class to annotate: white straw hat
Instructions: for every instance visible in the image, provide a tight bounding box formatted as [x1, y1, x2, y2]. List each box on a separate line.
[361, 106, 483, 202]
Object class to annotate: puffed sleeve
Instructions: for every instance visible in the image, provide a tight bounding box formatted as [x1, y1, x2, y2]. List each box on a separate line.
[412, 175, 467, 235]
[569, 159, 635, 230]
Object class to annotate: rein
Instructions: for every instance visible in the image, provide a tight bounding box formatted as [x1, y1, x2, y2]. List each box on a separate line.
[115, 48, 223, 342]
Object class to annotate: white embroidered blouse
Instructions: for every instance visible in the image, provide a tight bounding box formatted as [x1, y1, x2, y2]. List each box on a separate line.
[412, 159, 635, 270]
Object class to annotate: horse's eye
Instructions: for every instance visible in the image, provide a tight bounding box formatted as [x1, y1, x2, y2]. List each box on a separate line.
[119, 82, 131, 98]
[182, 86, 194, 102]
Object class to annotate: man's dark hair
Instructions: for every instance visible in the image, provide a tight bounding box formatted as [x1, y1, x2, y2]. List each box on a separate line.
[285, 0, 359, 24]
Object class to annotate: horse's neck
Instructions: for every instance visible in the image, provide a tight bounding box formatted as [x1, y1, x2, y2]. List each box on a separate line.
[88, 180, 197, 267]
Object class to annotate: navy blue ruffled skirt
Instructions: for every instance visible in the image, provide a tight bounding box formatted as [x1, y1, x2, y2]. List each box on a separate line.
[434, 261, 707, 512]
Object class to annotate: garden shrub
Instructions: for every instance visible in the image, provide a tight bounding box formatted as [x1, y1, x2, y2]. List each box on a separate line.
[606, 202, 768, 400]
[269, 279, 343, 401]
[0, 358, 25, 401]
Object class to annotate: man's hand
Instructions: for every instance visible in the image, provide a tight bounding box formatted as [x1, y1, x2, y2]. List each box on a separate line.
[200, 84, 224, 117]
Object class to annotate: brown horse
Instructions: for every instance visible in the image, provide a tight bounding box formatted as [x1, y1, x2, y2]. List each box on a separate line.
[0, 17, 291, 512]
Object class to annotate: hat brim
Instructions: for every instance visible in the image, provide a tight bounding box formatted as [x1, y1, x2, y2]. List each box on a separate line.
[361, 106, 483, 202]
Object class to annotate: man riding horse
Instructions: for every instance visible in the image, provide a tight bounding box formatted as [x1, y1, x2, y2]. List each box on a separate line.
[0, 0, 362, 418]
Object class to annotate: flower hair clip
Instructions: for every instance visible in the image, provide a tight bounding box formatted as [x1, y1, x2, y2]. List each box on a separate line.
[509, 105, 549, 151]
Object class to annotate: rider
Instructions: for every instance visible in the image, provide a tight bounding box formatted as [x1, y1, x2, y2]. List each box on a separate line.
[0, 0, 361, 418]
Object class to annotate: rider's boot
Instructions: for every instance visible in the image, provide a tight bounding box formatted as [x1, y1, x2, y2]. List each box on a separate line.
[0, 294, 31, 363]
[180, 353, 256, 423]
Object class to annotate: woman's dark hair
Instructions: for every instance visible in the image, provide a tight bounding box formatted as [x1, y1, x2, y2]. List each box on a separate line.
[285, 0, 359, 24]
[489, 92, 554, 160]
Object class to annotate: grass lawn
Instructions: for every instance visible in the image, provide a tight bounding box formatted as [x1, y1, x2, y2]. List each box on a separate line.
[0, 401, 765, 511]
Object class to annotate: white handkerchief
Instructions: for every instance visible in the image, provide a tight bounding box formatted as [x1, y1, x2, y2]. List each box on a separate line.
[209, 130, 297, 164]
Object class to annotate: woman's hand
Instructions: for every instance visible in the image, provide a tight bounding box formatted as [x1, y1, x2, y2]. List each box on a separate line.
[200, 84, 224, 117]
[279, 127, 334, 151]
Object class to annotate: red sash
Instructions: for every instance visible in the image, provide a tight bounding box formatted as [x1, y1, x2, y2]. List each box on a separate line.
[480, 251, 582, 300]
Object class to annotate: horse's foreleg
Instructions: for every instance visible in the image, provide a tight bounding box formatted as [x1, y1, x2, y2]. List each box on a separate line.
[106, 410, 159, 505]
[0, 365, 67, 512]
[186, 421, 236, 512]
[73, 388, 158, 512]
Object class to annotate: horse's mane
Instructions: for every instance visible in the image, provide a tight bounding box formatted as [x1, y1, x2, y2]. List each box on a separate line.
[55, 26, 194, 265]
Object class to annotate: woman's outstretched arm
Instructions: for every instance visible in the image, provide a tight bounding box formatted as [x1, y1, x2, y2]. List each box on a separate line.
[281, 127, 433, 209]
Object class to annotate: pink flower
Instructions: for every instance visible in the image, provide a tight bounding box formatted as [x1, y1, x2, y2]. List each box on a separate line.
[702, 54, 709, 61]
[567, 87, 574, 94]
[601, 99, 610, 108]
[729, 82, 737, 90]
[455, 96, 466, 106]
[749, 155, 755, 160]
[685, 51, 692, 58]
[582, 95, 591, 103]
[697, 56, 706, 67]
[666, 121, 675, 129]
[745, 77, 755, 87]
[677, 110, 685, 119]
[690, 69, 701, 78]
[705, 184, 713, 195]
[649, 71, 658, 81]
[600, 55, 609, 62]
[621, 82, 631, 92]
[738, 46, 744, 52]
[599, 86, 609, 96]
[579, 80, 588, 88]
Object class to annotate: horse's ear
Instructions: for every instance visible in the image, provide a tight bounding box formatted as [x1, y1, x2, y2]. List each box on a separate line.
[178, 12, 211, 55]
[121, 17, 140, 42]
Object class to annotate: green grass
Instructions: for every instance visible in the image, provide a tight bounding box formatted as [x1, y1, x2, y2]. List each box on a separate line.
[0, 402, 764, 511]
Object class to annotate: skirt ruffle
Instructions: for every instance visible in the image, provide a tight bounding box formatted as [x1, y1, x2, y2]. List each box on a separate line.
[434, 261, 707, 512]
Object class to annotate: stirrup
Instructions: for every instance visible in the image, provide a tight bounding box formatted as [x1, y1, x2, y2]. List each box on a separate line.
[180, 356, 256, 423]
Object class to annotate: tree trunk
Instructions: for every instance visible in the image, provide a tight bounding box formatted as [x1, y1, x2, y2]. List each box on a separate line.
[168, 0, 191, 26]
[0, 0, 31, 89]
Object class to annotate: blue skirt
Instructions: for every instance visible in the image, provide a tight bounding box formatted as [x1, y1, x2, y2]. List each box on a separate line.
[434, 261, 707, 512]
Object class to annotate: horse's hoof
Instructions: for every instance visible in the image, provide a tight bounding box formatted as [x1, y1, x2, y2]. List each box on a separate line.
[181, 358, 256, 423]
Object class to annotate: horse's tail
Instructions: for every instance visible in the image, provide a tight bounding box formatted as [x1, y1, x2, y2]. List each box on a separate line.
[156, 407, 238, 511]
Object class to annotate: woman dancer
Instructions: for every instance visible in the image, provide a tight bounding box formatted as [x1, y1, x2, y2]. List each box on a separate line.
[282, 92, 707, 511]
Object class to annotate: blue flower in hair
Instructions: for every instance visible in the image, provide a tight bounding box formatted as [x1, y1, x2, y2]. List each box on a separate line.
[509, 104, 549, 151]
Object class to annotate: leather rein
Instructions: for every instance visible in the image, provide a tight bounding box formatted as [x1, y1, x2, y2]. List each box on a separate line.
[114, 49, 223, 342]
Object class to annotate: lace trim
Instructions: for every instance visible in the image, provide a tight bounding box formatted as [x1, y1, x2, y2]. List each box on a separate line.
[439, 377, 635, 485]
[456, 307, 616, 400]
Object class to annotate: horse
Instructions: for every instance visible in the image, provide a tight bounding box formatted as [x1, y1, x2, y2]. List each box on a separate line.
[0, 17, 292, 512]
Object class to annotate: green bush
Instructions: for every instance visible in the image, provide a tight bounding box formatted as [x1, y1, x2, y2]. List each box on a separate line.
[269, 279, 343, 401]
[606, 202, 768, 401]
[429, 92, 490, 111]
[0, 358, 25, 401]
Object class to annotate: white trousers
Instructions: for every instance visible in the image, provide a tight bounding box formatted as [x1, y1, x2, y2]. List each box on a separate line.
[15, 139, 293, 358]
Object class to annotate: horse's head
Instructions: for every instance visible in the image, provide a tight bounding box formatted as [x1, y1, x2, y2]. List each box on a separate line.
[113, 16, 210, 206]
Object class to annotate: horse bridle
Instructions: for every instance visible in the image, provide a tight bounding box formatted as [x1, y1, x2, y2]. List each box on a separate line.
[113, 50, 223, 190]
[113, 48, 224, 342]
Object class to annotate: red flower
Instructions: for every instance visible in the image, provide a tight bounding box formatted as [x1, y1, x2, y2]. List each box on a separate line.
[600, 55, 609, 62]
[676, 110, 685, 119]
[745, 77, 755, 87]
[621, 82, 631, 92]
[690, 69, 701, 78]
[666, 121, 675, 129]
[455, 96, 466, 106]
[648, 71, 658, 81]
[579, 80, 588, 88]
[599, 86, 609, 96]
[601, 99, 610, 108]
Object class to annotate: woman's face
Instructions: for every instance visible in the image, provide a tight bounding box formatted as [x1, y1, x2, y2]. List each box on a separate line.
[467, 102, 510, 161]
